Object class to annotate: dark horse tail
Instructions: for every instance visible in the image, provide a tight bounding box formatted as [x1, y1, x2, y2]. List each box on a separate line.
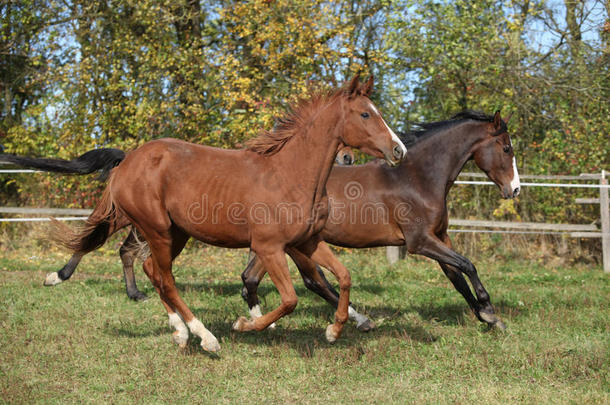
[0, 147, 128, 254]
[0, 148, 125, 180]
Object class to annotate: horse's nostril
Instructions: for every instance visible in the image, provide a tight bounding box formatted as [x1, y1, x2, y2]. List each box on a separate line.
[513, 187, 520, 197]
[393, 144, 403, 160]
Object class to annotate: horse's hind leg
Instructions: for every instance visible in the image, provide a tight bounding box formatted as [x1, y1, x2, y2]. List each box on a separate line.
[287, 247, 375, 332]
[143, 226, 220, 352]
[44, 213, 131, 287]
[44, 252, 84, 286]
[142, 256, 188, 347]
[119, 228, 148, 301]
[419, 233, 505, 330]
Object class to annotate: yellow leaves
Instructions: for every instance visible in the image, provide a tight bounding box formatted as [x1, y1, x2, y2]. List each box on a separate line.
[493, 199, 521, 220]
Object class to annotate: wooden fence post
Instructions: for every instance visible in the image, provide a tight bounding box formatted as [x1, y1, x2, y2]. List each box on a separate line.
[600, 170, 610, 273]
[386, 246, 407, 265]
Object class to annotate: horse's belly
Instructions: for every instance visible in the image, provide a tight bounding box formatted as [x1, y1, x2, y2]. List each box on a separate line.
[170, 209, 251, 248]
[321, 221, 404, 248]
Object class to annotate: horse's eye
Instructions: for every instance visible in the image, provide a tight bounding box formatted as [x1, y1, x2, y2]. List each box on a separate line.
[503, 145, 511, 154]
[361, 112, 370, 119]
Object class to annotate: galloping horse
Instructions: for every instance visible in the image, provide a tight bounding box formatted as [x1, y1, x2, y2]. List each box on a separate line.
[1, 144, 355, 301]
[48, 76, 407, 352]
[240, 111, 519, 331]
[45, 146, 355, 301]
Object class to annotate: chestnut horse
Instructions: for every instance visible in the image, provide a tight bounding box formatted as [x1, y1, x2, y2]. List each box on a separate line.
[33, 145, 355, 301]
[240, 110, 519, 331]
[50, 76, 407, 352]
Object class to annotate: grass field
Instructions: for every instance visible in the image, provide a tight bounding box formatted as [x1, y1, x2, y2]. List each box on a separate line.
[0, 243, 608, 404]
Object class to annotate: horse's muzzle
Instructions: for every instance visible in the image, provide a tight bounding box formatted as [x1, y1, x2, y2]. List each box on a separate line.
[386, 143, 406, 166]
[502, 185, 521, 199]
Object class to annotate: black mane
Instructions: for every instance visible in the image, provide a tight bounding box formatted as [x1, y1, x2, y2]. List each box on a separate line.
[399, 110, 500, 147]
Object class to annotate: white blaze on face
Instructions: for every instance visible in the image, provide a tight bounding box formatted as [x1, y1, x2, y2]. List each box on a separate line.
[510, 156, 520, 195]
[369, 102, 407, 157]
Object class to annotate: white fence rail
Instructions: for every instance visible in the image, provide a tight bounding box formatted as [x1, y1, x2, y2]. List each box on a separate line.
[2, 166, 609, 272]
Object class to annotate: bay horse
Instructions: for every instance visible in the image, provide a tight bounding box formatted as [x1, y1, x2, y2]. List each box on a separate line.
[240, 110, 519, 331]
[49, 76, 407, 352]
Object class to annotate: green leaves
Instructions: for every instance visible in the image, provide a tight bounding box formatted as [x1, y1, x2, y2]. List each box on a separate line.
[0, 0, 608, 226]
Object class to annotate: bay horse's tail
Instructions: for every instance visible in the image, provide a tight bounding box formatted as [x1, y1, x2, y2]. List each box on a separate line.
[49, 182, 123, 254]
[0, 148, 125, 180]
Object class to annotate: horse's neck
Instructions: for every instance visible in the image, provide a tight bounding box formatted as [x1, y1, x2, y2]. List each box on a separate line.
[406, 122, 485, 195]
[270, 103, 342, 204]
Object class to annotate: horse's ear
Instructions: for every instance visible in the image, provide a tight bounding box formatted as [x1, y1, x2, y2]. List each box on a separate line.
[493, 110, 502, 129]
[361, 75, 374, 97]
[346, 75, 360, 97]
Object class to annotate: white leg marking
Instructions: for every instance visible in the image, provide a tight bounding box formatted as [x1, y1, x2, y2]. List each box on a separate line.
[168, 313, 189, 347]
[348, 306, 370, 328]
[325, 324, 337, 343]
[44, 272, 62, 286]
[187, 318, 220, 352]
[249, 305, 276, 329]
[249, 305, 263, 319]
[510, 157, 520, 194]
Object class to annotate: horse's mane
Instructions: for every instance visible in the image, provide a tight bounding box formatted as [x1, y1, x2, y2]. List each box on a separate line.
[246, 88, 344, 156]
[399, 110, 500, 147]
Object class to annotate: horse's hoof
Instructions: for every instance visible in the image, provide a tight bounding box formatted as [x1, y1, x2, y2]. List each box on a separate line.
[325, 324, 338, 344]
[356, 319, 376, 332]
[232, 316, 252, 332]
[172, 330, 188, 348]
[493, 319, 507, 331]
[129, 292, 149, 302]
[479, 311, 506, 330]
[200, 333, 221, 352]
[43, 272, 62, 286]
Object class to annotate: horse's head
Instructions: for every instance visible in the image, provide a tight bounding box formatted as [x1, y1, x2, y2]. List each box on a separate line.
[335, 146, 354, 165]
[339, 75, 406, 166]
[472, 111, 520, 199]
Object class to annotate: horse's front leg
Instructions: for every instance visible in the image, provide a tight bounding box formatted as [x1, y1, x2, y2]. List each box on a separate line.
[435, 233, 502, 327]
[416, 233, 506, 330]
[295, 238, 352, 343]
[240, 250, 275, 329]
[233, 247, 298, 333]
[286, 247, 375, 332]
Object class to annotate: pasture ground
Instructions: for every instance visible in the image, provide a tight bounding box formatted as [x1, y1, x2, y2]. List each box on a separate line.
[0, 243, 608, 404]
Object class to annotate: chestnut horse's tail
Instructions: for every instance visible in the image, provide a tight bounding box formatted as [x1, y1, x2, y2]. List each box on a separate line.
[50, 183, 123, 254]
[0, 148, 125, 180]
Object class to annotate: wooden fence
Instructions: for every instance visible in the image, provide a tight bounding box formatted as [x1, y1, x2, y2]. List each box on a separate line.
[1, 167, 609, 272]
[385, 171, 609, 272]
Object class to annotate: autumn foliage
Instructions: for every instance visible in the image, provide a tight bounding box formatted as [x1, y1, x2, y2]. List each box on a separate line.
[1, 0, 608, 225]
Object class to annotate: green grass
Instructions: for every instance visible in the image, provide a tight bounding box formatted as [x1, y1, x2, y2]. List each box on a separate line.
[0, 246, 608, 404]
